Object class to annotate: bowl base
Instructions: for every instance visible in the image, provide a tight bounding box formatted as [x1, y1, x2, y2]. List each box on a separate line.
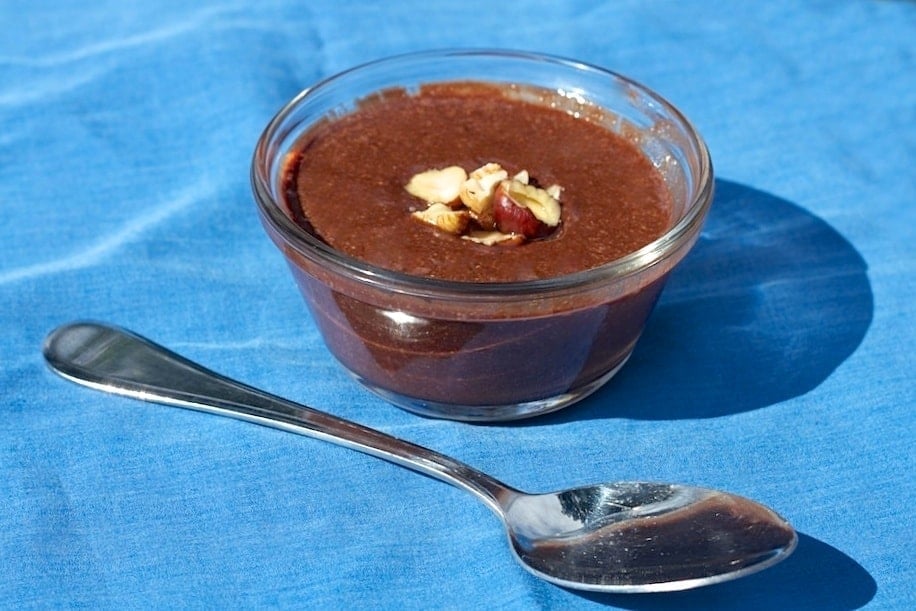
[352, 354, 631, 422]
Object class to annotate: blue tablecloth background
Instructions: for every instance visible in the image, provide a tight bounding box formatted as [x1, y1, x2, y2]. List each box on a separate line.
[2, 1, 913, 608]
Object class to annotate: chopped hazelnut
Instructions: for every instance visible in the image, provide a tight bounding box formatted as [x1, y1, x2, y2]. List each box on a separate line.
[411, 202, 470, 234]
[492, 178, 562, 238]
[406, 163, 562, 244]
[459, 163, 508, 216]
[405, 166, 468, 205]
[462, 230, 526, 246]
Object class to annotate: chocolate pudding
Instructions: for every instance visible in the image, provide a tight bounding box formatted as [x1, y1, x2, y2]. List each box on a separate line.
[253, 66, 712, 419]
[283, 83, 672, 282]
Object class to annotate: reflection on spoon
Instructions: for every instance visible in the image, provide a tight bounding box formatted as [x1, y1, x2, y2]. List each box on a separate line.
[42, 322, 796, 593]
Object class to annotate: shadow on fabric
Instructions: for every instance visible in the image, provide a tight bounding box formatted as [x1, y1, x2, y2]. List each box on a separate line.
[556, 179, 873, 421]
[571, 533, 877, 610]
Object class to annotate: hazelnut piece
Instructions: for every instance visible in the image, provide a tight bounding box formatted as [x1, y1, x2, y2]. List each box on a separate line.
[462, 230, 526, 246]
[459, 163, 508, 216]
[411, 203, 470, 234]
[405, 166, 468, 205]
[491, 179, 561, 238]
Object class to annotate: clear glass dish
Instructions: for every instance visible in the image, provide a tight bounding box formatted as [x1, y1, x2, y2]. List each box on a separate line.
[251, 49, 713, 421]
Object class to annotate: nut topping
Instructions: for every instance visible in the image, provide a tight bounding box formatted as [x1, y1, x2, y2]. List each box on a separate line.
[459, 163, 508, 216]
[411, 203, 470, 234]
[405, 166, 467, 205]
[406, 163, 562, 245]
[492, 179, 561, 238]
[462, 230, 526, 246]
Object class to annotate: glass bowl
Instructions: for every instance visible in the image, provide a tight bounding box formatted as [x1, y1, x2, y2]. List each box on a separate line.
[251, 49, 713, 421]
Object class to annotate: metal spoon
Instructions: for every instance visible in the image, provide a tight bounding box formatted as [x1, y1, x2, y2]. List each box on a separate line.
[43, 321, 796, 593]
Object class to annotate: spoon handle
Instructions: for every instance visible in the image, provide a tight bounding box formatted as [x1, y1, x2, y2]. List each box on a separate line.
[43, 322, 513, 513]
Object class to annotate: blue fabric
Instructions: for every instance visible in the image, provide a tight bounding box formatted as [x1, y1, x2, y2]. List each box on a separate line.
[2, 1, 913, 608]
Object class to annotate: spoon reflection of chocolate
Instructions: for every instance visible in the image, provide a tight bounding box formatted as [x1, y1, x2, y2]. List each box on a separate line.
[513, 487, 796, 587]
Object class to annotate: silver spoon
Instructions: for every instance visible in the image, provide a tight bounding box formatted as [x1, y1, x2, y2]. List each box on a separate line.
[43, 321, 796, 593]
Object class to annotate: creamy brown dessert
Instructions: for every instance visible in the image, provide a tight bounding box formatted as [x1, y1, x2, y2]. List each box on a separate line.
[274, 81, 680, 414]
[282, 83, 672, 282]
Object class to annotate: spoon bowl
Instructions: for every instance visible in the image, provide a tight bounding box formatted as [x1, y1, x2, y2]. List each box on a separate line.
[505, 483, 794, 592]
[42, 322, 796, 593]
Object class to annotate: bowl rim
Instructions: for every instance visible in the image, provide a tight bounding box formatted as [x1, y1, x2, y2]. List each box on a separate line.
[251, 48, 714, 301]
